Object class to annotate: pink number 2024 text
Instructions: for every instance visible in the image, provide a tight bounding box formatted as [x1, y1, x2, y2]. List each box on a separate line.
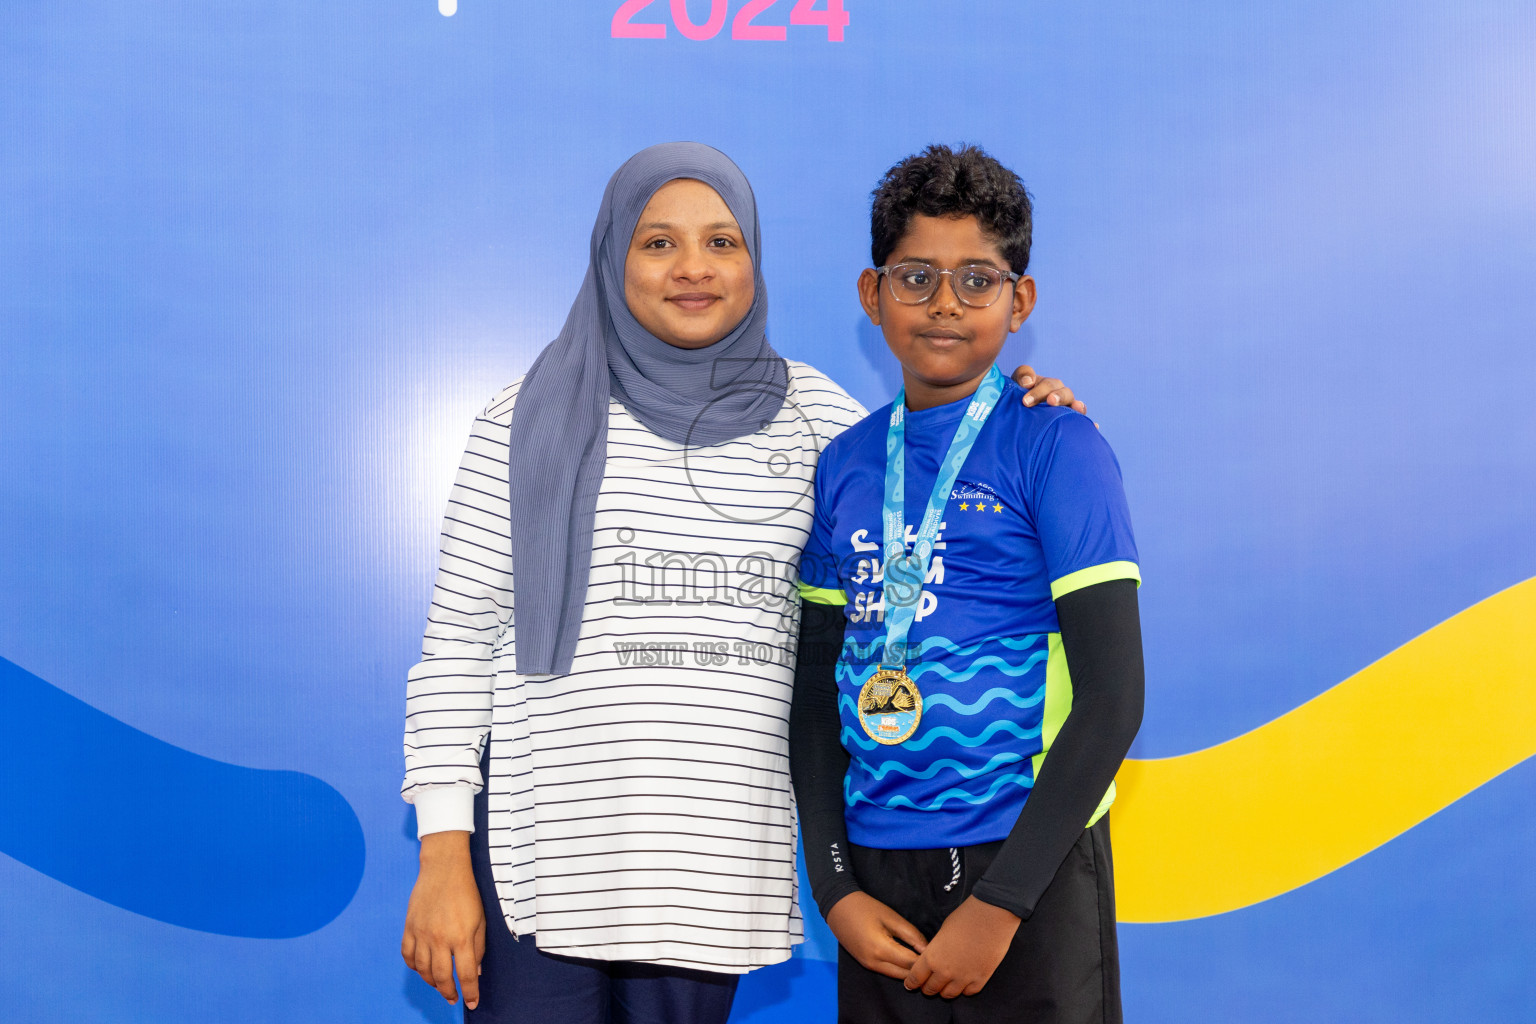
[612, 0, 849, 41]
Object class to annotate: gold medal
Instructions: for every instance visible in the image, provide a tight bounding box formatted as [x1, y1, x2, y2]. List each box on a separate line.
[857, 668, 922, 745]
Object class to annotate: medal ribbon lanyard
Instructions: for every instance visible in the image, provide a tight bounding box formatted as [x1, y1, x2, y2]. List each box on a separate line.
[880, 364, 1006, 669]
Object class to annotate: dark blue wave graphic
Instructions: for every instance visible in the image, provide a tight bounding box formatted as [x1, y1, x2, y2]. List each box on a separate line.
[0, 656, 365, 938]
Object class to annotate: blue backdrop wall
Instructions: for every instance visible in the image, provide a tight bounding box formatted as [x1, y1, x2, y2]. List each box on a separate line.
[3, 2, 1534, 1021]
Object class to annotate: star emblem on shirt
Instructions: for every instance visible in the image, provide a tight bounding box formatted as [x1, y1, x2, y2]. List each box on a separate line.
[959, 502, 970, 510]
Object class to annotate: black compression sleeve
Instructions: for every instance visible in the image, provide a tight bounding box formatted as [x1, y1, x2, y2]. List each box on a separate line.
[788, 598, 862, 919]
[969, 577, 1145, 919]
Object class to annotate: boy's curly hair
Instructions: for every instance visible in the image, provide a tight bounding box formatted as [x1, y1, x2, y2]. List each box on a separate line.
[869, 144, 1033, 274]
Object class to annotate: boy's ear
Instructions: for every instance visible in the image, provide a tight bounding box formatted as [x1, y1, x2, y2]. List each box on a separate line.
[1010, 275, 1037, 333]
[857, 268, 882, 325]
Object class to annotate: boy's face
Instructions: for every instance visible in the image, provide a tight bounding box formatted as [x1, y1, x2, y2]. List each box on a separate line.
[858, 214, 1035, 405]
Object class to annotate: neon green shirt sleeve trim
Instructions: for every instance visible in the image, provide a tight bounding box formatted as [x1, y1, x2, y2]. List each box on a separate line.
[1049, 560, 1142, 601]
[796, 582, 848, 606]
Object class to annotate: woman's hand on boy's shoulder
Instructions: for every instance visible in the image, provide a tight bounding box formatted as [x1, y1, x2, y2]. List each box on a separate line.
[825, 890, 929, 981]
[1011, 365, 1087, 415]
[903, 894, 1022, 999]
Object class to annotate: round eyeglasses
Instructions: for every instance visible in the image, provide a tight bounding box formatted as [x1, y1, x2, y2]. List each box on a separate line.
[875, 262, 1021, 308]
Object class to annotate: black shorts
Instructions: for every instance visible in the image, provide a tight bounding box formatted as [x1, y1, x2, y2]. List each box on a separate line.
[837, 817, 1121, 1024]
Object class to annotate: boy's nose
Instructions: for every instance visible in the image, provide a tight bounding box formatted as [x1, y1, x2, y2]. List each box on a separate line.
[927, 274, 964, 315]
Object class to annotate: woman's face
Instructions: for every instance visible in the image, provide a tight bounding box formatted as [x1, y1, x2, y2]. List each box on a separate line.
[624, 179, 755, 350]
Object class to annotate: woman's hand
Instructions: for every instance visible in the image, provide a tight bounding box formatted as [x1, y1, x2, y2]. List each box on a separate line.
[826, 891, 929, 981]
[903, 895, 1021, 999]
[402, 831, 486, 1010]
[1011, 365, 1086, 414]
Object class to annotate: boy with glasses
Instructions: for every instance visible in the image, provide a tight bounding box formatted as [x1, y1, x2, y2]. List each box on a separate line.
[791, 144, 1143, 1023]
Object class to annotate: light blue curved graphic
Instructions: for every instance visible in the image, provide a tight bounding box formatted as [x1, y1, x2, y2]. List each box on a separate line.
[0, 656, 365, 939]
[846, 771, 1035, 810]
[923, 683, 1047, 715]
[841, 647, 1044, 687]
[840, 633, 1045, 662]
[838, 682, 1046, 721]
[852, 750, 1026, 781]
[837, 650, 1049, 687]
[841, 719, 1042, 752]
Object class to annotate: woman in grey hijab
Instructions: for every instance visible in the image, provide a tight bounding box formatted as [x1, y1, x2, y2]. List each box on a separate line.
[509, 142, 790, 679]
[399, 143, 1083, 1024]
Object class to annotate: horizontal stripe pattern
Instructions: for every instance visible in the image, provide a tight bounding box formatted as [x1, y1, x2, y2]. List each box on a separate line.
[402, 362, 865, 973]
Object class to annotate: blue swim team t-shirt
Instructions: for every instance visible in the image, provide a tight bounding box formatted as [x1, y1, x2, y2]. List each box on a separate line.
[798, 377, 1141, 849]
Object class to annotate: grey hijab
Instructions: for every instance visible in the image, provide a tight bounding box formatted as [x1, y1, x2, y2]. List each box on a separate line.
[508, 142, 787, 676]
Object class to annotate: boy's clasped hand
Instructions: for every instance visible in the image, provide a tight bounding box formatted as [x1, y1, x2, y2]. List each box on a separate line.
[828, 891, 1022, 1000]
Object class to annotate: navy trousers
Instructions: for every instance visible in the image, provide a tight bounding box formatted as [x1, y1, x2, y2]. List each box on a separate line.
[464, 755, 740, 1024]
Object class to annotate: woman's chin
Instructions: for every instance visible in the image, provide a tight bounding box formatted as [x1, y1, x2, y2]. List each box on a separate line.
[651, 318, 742, 350]
[656, 331, 731, 350]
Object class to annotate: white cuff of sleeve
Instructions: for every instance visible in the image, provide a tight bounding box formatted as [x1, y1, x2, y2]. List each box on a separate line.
[413, 787, 476, 839]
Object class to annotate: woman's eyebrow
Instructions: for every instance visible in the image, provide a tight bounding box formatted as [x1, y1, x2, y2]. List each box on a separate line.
[635, 221, 741, 233]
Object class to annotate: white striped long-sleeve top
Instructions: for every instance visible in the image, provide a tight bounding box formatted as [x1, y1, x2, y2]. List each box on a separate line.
[402, 361, 866, 973]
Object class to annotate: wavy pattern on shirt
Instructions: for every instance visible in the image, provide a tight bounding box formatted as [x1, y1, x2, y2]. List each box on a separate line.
[852, 750, 1026, 781]
[839, 682, 1047, 720]
[845, 770, 1035, 810]
[838, 653, 1049, 687]
[839, 633, 1045, 662]
[841, 719, 1042, 753]
[836, 631, 1052, 823]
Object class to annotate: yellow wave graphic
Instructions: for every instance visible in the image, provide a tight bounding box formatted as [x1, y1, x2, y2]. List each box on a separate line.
[1111, 575, 1536, 923]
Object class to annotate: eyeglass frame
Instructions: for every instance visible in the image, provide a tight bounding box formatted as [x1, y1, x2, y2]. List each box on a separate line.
[873, 262, 1022, 308]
